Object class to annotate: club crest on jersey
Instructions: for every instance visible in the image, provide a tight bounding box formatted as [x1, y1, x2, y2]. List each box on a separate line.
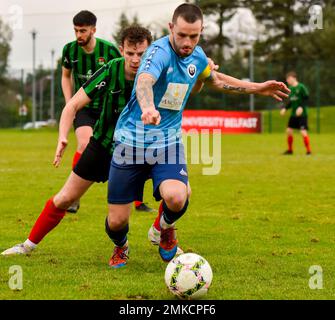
[98, 57, 106, 66]
[187, 64, 197, 78]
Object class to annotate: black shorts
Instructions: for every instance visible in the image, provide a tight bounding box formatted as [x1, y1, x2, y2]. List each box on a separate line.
[73, 136, 111, 183]
[288, 116, 308, 130]
[73, 108, 101, 130]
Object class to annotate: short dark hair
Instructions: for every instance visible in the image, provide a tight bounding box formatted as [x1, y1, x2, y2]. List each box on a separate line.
[120, 25, 153, 46]
[172, 3, 203, 24]
[286, 71, 297, 79]
[73, 10, 97, 26]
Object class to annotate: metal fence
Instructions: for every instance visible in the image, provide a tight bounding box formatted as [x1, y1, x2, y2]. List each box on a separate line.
[3, 58, 335, 133]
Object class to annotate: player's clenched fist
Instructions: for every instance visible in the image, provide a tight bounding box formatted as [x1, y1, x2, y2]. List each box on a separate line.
[53, 138, 68, 167]
[141, 107, 161, 125]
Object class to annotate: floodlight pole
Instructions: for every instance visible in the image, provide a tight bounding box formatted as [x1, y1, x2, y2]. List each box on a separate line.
[249, 44, 254, 112]
[31, 30, 37, 128]
[50, 49, 55, 120]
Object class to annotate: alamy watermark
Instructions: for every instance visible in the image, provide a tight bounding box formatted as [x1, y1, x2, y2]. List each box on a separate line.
[309, 265, 323, 290]
[7, 5, 23, 30]
[308, 4, 323, 30]
[113, 124, 222, 175]
[8, 265, 23, 291]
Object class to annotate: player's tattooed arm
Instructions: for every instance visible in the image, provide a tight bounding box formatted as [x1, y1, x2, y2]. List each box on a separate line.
[137, 73, 161, 125]
[208, 71, 253, 94]
[208, 71, 290, 101]
[222, 84, 247, 93]
[136, 73, 156, 109]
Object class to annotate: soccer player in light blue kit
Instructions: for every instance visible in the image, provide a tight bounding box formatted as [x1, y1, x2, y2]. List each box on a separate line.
[106, 3, 290, 268]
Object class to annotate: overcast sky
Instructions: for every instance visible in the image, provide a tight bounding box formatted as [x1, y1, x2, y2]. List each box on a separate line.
[0, 0, 185, 72]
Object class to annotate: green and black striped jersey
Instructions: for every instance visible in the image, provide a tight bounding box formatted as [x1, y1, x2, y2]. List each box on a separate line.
[62, 37, 121, 112]
[83, 57, 134, 153]
[286, 82, 309, 117]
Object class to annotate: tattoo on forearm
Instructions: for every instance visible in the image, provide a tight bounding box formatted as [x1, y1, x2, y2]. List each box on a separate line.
[223, 84, 247, 93]
[137, 78, 155, 108]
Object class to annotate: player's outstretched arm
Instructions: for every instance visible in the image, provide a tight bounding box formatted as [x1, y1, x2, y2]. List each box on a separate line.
[53, 88, 91, 167]
[136, 73, 161, 125]
[207, 71, 290, 102]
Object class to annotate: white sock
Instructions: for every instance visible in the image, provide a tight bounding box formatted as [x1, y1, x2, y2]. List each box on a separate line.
[24, 239, 37, 249]
[160, 215, 175, 230]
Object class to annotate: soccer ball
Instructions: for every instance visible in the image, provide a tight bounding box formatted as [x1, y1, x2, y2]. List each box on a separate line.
[165, 253, 213, 300]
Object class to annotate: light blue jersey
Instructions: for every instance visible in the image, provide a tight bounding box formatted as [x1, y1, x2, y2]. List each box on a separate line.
[114, 36, 210, 148]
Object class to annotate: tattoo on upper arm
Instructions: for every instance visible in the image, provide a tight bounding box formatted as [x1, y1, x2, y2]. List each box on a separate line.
[223, 84, 247, 93]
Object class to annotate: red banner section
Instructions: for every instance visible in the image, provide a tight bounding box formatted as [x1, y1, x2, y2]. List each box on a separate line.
[182, 110, 262, 133]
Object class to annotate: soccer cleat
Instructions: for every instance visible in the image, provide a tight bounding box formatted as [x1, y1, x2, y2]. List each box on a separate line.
[283, 150, 293, 155]
[135, 202, 156, 212]
[159, 227, 178, 262]
[67, 200, 80, 214]
[148, 224, 184, 255]
[109, 242, 129, 269]
[1, 243, 34, 256]
[306, 151, 312, 155]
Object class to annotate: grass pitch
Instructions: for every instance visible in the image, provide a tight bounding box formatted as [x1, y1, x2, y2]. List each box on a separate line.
[0, 124, 334, 299]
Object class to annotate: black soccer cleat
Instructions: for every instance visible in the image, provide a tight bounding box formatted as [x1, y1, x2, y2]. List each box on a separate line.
[283, 150, 293, 155]
[306, 151, 312, 155]
[135, 203, 156, 213]
[67, 200, 80, 214]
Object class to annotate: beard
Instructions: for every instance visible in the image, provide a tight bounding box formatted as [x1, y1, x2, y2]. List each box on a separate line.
[77, 35, 91, 47]
[172, 37, 193, 58]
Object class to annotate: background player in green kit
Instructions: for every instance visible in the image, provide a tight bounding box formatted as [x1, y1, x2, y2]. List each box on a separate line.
[61, 10, 152, 212]
[1, 26, 154, 259]
[280, 71, 312, 155]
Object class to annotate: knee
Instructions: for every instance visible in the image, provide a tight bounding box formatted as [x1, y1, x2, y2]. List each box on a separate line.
[107, 212, 128, 231]
[54, 192, 76, 210]
[77, 142, 88, 153]
[301, 130, 308, 137]
[164, 191, 188, 212]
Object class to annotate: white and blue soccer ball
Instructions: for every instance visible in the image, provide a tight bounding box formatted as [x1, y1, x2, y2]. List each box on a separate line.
[165, 253, 213, 300]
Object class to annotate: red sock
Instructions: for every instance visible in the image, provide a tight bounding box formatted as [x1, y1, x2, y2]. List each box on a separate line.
[72, 151, 82, 169]
[28, 198, 66, 244]
[153, 201, 164, 231]
[288, 135, 293, 152]
[134, 201, 142, 207]
[303, 136, 311, 153]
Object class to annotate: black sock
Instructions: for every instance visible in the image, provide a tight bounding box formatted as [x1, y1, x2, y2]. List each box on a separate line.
[162, 199, 189, 225]
[105, 218, 128, 247]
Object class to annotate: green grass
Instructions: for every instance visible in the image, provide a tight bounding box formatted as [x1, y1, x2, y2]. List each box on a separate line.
[0, 123, 334, 300]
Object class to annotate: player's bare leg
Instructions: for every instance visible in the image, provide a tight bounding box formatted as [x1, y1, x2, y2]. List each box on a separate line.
[1, 173, 94, 256]
[106, 203, 132, 268]
[54, 172, 94, 209]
